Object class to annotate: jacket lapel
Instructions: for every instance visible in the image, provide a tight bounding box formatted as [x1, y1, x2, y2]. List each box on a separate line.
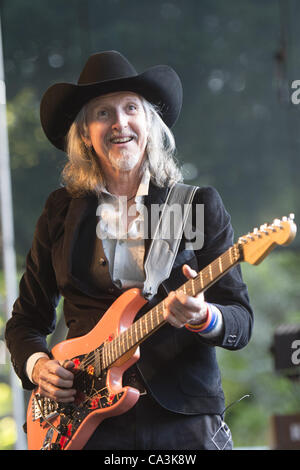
[63, 193, 100, 296]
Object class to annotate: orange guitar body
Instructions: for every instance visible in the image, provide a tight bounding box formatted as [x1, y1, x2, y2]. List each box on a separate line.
[26, 288, 148, 450]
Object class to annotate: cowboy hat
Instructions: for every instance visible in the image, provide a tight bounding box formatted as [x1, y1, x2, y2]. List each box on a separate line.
[40, 50, 183, 151]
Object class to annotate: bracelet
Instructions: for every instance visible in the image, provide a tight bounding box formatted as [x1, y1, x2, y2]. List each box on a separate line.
[185, 304, 219, 334]
[185, 304, 211, 333]
[200, 307, 219, 334]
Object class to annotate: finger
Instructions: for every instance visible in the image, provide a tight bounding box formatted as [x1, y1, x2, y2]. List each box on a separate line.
[164, 312, 185, 328]
[47, 360, 74, 381]
[164, 292, 190, 326]
[64, 360, 75, 370]
[39, 381, 76, 402]
[167, 290, 200, 316]
[49, 373, 74, 389]
[40, 370, 74, 391]
[165, 290, 207, 325]
[182, 264, 198, 279]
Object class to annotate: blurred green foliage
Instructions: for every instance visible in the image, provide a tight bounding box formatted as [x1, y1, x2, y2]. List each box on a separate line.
[217, 251, 300, 447]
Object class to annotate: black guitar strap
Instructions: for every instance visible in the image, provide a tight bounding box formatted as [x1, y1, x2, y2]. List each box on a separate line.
[142, 183, 198, 300]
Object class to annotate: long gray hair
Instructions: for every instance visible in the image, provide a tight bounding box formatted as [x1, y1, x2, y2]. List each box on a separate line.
[62, 95, 183, 196]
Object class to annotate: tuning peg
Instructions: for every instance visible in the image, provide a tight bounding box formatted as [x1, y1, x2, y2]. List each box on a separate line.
[246, 233, 255, 240]
[260, 224, 269, 234]
[253, 228, 262, 238]
[282, 216, 287, 222]
[289, 213, 295, 220]
[273, 218, 281, 226]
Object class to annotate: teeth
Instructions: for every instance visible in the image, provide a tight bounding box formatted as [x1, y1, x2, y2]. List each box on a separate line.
[111, 137, 132, 143]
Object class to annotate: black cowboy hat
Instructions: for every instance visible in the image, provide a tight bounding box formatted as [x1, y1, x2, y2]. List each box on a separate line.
[40, 50, 183, 151]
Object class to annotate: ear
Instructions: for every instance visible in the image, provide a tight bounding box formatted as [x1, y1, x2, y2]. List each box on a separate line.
[81, 132, 92, 148]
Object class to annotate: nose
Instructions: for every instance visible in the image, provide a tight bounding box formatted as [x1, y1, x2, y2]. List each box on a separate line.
[111, 109, 129, 132]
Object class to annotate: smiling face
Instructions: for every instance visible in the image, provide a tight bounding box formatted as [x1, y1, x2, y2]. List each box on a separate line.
[84, 91, 149, 175]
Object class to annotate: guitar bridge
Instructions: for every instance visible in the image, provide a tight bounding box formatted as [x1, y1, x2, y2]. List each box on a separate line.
[32, 394, 58, 422]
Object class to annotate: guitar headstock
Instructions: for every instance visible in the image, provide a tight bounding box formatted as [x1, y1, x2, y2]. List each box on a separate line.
[238, 214, 297, 265]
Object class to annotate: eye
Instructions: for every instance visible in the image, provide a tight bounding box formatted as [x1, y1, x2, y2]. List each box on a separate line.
[127, 103, 138, 112]
[96, 109, 109, 118]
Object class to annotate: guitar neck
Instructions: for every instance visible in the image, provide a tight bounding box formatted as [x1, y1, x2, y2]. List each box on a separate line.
[101, 242, 242, 369]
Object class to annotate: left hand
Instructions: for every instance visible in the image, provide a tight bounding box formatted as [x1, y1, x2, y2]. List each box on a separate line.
[163, 264, 208, 328]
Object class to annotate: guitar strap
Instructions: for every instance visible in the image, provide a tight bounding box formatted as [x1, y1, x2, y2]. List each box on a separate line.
[142, 183, 198, 300]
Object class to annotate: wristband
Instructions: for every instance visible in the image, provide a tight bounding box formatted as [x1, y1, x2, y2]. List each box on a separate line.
[185, 304, 211, 332]
[200, 306, 218, 334]
[185, 304, 218, 334]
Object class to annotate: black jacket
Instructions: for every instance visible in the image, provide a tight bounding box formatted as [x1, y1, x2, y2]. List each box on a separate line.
[5, 182, 253, 414]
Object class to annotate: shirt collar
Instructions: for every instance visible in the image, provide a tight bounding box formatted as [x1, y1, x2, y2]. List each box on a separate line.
[100, 168, 151, 200]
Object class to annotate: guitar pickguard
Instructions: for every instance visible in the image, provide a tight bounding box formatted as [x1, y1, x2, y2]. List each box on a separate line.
[36, 352, 124, 450]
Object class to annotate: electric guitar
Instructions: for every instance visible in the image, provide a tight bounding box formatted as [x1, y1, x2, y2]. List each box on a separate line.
[26, 214, 297, 450]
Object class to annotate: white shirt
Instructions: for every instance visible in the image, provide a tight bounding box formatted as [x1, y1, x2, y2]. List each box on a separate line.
[97, 169, 150, 289]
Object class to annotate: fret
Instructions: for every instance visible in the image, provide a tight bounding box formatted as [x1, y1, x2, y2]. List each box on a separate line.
[150, 308, 154, 330]
[134, 320, 138, 343]
[107, 341, 112, 366]
[120, 331, 125, 356]
[200, 271, 204, 289]
[144, 315, 149, 335]
[209, 264, 213, 280]
[229, 247, 233, 264]
[218, 256, 223, 273]
[111, 342, 116, 365]
[125, 328, 131, 351]
[139, 318, 143, 339]
[111, 341, 115, 365]
[154, 305, 158, 326]
[103, 344, 107, 369]
[116, 334, 121, 361]
[203, 269, 209, 285]
[191, 279, 195, 296]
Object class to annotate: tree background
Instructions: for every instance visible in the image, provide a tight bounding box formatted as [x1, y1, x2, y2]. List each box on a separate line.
[0, 0, 299, 449]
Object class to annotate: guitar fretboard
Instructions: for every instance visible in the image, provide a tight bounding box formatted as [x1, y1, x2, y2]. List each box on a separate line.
[100, 242, 242, 369]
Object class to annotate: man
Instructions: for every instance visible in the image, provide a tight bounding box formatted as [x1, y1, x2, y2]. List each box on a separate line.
[5, 51, 253, 450]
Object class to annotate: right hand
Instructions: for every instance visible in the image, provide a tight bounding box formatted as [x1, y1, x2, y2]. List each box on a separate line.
[32, 357, 77, 403]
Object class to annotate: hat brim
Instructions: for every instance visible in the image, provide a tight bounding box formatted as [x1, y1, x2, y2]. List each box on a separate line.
[40, 65, 182, 151]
